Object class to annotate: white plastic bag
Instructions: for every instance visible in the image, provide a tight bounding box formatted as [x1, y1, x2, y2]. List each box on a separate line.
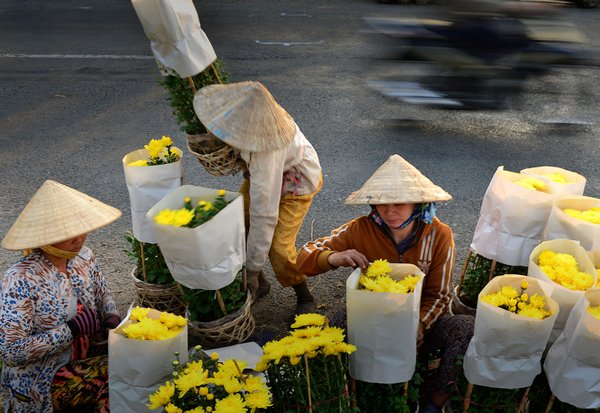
[520, 166, 585, 196]
[528, 239, 597, 344]
[544, 290, 600, 409]
[131, 0, 217, 77]
[146, 185, 245, 290]
[123, 148, 183, 244]
[463, 275, 558, 389]
[542, 195, 600, 251]
[346, 264, 425, 383]
[470, 167, 555, 266]
[108, 307, 188, 413]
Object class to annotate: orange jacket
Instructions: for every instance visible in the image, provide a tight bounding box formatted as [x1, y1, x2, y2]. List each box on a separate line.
[297, 216, 455, 329]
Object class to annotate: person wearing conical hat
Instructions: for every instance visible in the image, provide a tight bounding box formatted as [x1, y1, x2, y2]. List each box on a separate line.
[193, 81, 322, 315]
[297, 155, 474, 413]
[0, 180, 122, 413]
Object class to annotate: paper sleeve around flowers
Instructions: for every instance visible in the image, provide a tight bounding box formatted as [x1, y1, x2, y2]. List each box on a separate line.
[542, 195, 600, 251]
[346, 263, 425, 384]
[146, 185, 246, 290]
[463, 275, 559, 389]
[520, 166, 586, 196]
[123, 147, 183, 244]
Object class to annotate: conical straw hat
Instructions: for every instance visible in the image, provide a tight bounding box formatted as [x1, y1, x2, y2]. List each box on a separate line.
[193, 81, 296, 152]
[2, 180, 122, 250]
[345, 154, 452, 205]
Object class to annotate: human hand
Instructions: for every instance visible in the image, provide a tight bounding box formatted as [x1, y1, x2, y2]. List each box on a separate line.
[327, 250, 370, 270]
[67, 307, 100, 337]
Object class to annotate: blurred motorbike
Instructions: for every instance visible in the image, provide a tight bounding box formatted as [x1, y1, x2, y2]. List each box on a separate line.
[365, 4, 598, 110]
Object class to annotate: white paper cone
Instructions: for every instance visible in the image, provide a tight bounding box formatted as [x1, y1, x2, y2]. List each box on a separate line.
[542, 195, 600, 251]
[123, 148, 183, 244]
[463, 275, 558, 388]
[146, 185, 245, 290]
[470, 167, 556, 266]
[544, 290, 600, 409]
[131, 0, 216, 77]
[520, 166, 586, 196]
[347, 264, 425, 384]
[528, 239, 597, 344]
[108, 307, 188, 412]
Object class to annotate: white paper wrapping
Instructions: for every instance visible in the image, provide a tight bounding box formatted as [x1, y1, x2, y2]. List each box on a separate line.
[544, 289, 600, 409]
[346, 264, 425, 384]
[131, 0, 216, 77]
[146, 185, 245, 290]
[123, 148, 183, 244]
[108, 307, 188, 413]
[463, 275, 558, 389]
[470, 167, 556, 267]
[520, 166, 586, 196]
[528, 239, 597, 344]
[542, 195, 600, 251]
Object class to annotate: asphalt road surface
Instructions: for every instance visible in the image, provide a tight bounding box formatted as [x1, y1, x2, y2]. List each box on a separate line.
[1, 0, 599, 335]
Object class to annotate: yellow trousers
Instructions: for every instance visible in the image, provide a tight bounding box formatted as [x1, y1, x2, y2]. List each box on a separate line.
[240, 176, 321, 287]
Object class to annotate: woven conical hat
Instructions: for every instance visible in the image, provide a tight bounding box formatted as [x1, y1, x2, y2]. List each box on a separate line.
[193, 81, 296, 152]
[2, 180, 122, 250]
[345, 155, 452, 205]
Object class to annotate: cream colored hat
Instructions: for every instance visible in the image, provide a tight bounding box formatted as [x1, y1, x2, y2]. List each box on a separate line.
[2, 180, 122, 250]
[193, 81, 296, 152]
[345, 154, 452, 205]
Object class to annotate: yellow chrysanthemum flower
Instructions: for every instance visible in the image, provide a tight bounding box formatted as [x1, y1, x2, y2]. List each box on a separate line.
[514, 176, 547, 192]
[161, 135, 173, 147]
[186, 406, 206, 413]
[211, 352, 220, 360]
[563, 208, 600, 225]
[159, 312, 187, 329]
[148, 381, 175, 409]
[165, 404, 183, 413]
[213, 393, 246, 413]
[366, 259, 392, 277]
[588, 305, 600, 320]
[154, 209, 177, 226]
[217, 189, 226, 196]
[543, 172, 568, 184]
[244, 390, 273, 410]
[145, 138, 166, 159]
[291, 313, 325, 329]
[131, 306, 151, 321]
[128, 159, 149, 167]
[538, 250, 595, 290]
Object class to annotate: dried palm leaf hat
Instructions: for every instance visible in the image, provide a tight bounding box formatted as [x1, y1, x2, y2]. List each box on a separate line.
[345, 154, 452, 205]
[1, 180, 122, 251]
[193, 80, 296, 152]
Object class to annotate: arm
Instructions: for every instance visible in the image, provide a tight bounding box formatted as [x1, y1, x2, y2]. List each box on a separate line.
[297, 219, 368, 276]
[245, 149, 286, 273]
[0, 274, 72, 366]
[420, 225, 455, 330]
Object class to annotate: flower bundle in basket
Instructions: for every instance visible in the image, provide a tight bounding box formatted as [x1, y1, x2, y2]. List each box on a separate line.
[346, 260, 425, 384]
[109, 307, 188, 412]
[463, 275, 559, 389]
[148, 346, 272, 413]
[255, 313, 356, 412]
[147, 185, 245, 291]
[123, 135, 183, 244]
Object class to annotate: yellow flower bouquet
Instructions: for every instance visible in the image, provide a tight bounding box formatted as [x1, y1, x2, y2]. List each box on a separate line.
[123, 136, 183, 244]
[146, 185, 245, 290]
[544, 195, 600, 251]
[346, 261, 425, 383]
[463, 275, 558, 389]
[108, 306, 189, 412]
[528, 239, 597, 343]
[148, 346, 272, 413]
[520, 166, 586, 196]
[544, 289, 600, 409]
[255, 313, 356, 412]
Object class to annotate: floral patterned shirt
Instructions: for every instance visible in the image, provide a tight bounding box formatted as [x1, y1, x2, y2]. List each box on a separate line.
[0, 247, 118, 413]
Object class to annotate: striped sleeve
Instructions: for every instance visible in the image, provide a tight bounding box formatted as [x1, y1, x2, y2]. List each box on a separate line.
[297, 221, 356, 276]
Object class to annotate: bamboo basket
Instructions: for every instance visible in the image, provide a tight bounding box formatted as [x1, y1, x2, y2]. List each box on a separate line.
[130, 267, 186, 315]
[187, 293, 255, 349]
[187, 133, 244, 177]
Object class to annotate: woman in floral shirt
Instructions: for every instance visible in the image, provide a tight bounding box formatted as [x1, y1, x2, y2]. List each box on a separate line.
[0, 180, 122, 412]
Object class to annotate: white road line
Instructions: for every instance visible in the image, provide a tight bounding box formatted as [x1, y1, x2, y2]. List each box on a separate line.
[0, 53, 154, 60]
[249, 13, 312, 17]
[255, 40, 324, 46]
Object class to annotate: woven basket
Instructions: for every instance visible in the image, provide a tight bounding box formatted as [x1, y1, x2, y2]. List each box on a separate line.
[188, 293, 255, 349]
[451, 285, 476, 317]
[130, 267, 186, 315]
[187, 133, 244, 177]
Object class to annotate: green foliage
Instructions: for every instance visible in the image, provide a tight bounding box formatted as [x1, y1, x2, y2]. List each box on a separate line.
[184, 192, 229, 228]
[527, 373, 599, 413]
[181, 271, 246, 322]
[459, 253, 528, 308]
[123, 232, 175, 285]
[159, 58, 229, 135]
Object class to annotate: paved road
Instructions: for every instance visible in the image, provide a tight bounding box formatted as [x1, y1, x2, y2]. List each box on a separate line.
[1, 0, 599, 318]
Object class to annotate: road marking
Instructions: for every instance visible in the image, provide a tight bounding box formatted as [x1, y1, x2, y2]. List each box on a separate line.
[255, 40, 324, 46]
[0, 53, 154, 60]
[249, 13, 312, 17]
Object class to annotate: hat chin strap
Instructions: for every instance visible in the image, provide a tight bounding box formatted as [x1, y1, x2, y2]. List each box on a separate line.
[40, 244, 79, 259]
